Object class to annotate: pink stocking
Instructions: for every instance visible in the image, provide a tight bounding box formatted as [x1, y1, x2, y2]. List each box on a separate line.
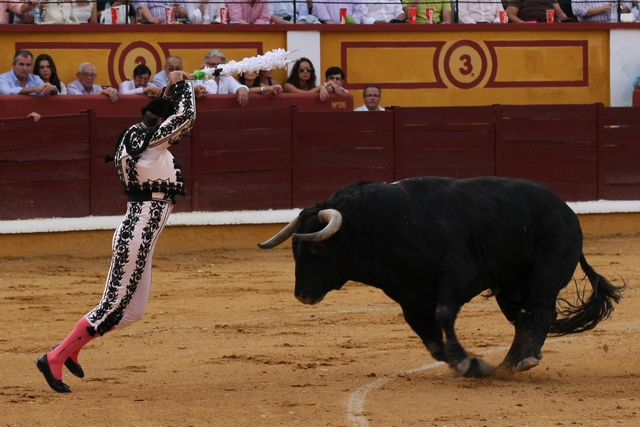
[47, 317, 98, 379]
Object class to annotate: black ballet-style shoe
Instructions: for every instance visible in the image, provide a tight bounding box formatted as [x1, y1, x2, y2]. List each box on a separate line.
[36, 355, 71, 393]
[51, 343, 85, 378]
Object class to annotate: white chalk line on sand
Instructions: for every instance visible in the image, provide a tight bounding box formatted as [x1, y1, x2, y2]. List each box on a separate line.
[345, 335, 588, 427]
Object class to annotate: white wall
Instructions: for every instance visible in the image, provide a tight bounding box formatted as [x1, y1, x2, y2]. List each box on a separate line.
[610, 29, 640, 106]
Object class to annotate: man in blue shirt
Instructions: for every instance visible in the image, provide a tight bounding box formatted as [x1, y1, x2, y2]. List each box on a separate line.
[0, 50, 58, 95]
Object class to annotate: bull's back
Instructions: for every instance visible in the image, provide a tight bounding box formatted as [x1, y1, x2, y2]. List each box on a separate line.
[396, 177, 581, 274]
[402, 176, 578, 231]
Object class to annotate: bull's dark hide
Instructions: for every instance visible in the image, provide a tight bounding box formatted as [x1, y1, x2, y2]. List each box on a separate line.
[260, 176, 623, 378]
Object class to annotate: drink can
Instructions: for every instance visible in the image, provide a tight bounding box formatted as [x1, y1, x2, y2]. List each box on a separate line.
[426, 8, 434, 24]
[339, 8, 347, 24]
[546, 9, 555, 23]
[111, 6, 120, 24]
[165, 7, 174, 24]
[408, 7, 416, 24]
[499, 10, 508, 23]
[220, 7, 228, 24]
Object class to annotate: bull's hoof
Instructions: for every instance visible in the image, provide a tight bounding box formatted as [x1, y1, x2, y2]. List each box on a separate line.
[450, 358, 470, 378]
[516, 356, 540, 372]
[463, 358, 494, 378]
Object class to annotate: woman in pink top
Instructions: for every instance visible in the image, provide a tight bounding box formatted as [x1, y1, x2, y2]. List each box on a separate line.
[226, 0, 271, 24]
[1, 0, 38, 24]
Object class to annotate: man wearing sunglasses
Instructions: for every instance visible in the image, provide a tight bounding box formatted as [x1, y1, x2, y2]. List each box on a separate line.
[194, 49, 250, 106]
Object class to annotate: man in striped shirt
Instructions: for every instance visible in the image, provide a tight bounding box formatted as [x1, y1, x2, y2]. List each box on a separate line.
[134, 0, 187, 23]
[573, 0, 631, 21]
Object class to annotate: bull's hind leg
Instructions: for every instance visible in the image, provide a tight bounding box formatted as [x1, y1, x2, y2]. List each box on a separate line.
[495, 293, 557, 373]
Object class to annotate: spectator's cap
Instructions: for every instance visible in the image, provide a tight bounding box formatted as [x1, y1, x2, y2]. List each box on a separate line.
[142, 97, 174, 120]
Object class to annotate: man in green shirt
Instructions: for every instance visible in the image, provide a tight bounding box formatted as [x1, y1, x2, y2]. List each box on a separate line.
[402, 0, 452, 23]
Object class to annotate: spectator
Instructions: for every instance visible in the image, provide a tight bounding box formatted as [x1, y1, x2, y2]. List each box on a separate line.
[314, 0, 364, 23]
[239, 71, 283, 94]
[196, 49, 250, 106]
[259, 69, 280, 86]
[119, 64, 156, 95]
[283, 57, 330, 101]
[42, 0, 81, 23]
[185, 0, 222, 23]
[97, 1, 135, 23]
[402, 0, 452, 23]
[270, 0, 319, 23]
[362, 0, 406, 24]
[633, 0, 640, 20]
[632, 65, 640, 90]
[572, 0, 630, 21]
[227, 0, 271, 23]
[506, 0, 567, 22]
[458, 0, 504, 23]
[152, 55, 183, 89]
[72, 0, 98, 23]
[67, 62, 118, 102]
[324, 66, 348, 95]
[34, 54, 67, 95]
[134, 0, 187, 23]
[3, 0, 39, 24]
[0, 50, 58, 96]
[355, 84, 385, 111]
[558, 0, 577, 20]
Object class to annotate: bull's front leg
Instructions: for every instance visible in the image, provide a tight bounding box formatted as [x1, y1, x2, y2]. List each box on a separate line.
[400, 306, 447, 363]
[435, 304, 493, 378]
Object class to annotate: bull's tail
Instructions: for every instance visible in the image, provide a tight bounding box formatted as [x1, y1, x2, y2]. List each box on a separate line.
[549, 254, 624, 336]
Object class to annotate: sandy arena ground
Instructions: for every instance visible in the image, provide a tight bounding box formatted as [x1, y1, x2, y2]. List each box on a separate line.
[1, 223, 640, 427]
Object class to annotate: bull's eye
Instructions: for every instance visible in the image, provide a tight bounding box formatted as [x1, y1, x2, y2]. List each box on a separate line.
[309, 242, 326, 256]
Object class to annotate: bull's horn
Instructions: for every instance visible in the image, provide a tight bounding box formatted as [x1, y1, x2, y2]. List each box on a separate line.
[293, 209, 342, 242]
[258, 216, 299, 249]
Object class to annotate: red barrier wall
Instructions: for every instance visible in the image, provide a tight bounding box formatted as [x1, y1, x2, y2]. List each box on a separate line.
[2, 103, 640, 221]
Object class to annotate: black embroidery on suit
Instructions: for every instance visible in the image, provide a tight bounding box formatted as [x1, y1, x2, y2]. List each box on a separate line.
[87, 202, 141, 335]
[114, 81, 195, 199]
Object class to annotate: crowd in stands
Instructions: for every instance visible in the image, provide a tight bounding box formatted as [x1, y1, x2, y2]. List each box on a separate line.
[4, 0, 640, 25]
[0, 48, 387, 111]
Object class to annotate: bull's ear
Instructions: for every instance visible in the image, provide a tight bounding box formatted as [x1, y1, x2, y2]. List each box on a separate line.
[292, 209, 342, 242]
[258, 217, 299, 249]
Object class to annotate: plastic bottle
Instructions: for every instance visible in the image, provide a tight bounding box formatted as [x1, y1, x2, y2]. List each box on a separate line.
[104, 2, 112, 24]
[611, 3, 618, 23]
[34, 5, 41, 24]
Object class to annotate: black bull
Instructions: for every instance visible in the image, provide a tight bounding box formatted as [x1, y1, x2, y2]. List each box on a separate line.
[258, 176, 624, 378]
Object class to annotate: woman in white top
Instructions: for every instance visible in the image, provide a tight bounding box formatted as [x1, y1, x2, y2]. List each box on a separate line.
[72, 0, 98, 22]
[458, 0, 504, 23]
[185, 0, 222, 23]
